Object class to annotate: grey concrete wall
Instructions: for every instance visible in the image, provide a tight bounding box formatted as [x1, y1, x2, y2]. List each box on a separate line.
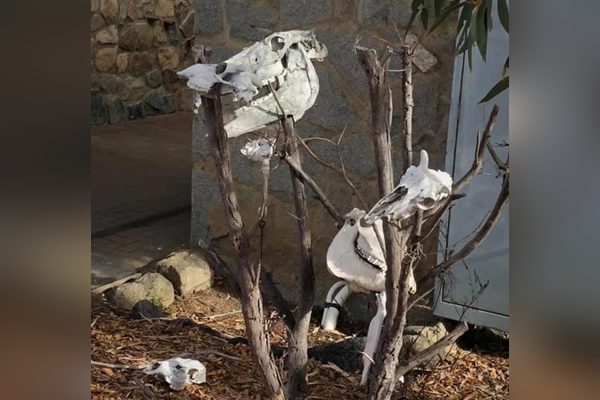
[191, 0, 457, 315]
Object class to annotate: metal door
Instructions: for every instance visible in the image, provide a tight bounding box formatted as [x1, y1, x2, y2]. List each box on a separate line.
[433, 0, 509, 332]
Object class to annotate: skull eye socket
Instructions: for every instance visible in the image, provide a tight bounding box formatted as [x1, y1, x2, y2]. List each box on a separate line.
[417, 197, 436, 209]
[269, 36, 285, 52]
[348, 218, 356, 226]
[188, 368, 200, 379]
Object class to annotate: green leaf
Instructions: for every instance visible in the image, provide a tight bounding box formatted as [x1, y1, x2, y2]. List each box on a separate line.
[498, 0, 509, 33]
[455, 3, 474, 55]
[421, 7, 430, 30]
[429, 0, 464, 33]
[467, 45, 474, 71]
[502, 56, 509, 77]
[473, 1, 489, 61]
[479, 76, 509, 103]
[407, 0, 425, 34]
[434, 0, 446, 16]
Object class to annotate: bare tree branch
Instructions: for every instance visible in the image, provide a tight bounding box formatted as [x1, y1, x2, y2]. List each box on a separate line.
[281, 116, 315, 399]
[420, 170, 509, 285]
[298, 136, 370, 210]
[284, 155, 345, 228]
[199, 45, 285, 399]
[453, 105, 500, 193]
[400, 45, 414, 172]
[395, 322, 469, 378]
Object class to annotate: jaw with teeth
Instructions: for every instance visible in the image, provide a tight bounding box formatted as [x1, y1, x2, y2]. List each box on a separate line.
[177, 30, 328, 138]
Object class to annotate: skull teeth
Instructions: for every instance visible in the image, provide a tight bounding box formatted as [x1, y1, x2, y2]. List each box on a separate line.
[355, 245, 386, 270]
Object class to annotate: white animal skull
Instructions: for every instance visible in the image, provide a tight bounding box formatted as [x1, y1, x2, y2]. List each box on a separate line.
[322, 208, 418, 386]
[240, 139, 274, 163]
[364, 150, 453, 225]
[178, 30, 328, 138]
[143, 358, 206, 391]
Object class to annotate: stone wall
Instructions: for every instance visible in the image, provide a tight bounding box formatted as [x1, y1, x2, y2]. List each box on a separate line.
[91, 0, 196, 125]
[192, 0, 457, 316]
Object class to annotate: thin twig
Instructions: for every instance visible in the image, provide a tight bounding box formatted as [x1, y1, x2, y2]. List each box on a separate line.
[420, 172, 509, 284]
[453, 106, 500, 193]
[91, 360, 145, 370]
[202, 309, 242, 321]
[298, 137, 369, 210]
[395, 322, 469, 380]
[92, 273, 142, 294]
[284, 155, 345, 227]
[487, 142, 509, 171]
[401, 45, 414, 172]
[132, 376, 159, 400]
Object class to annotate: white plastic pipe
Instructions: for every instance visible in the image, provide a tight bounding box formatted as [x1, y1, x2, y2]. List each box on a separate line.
[361, 291, 387, 386]
[321, 281, 351, 331]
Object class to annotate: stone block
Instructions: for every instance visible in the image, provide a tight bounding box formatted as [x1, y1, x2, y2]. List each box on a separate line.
[156, 0, 175, 18]
[100, 0, 119, 23]
[95, 46, 118, 72]
[91, 91, 106, 125]
[303, 68, 359, 130]
[128, 103, 145, 120]
[119, 21, 154, 51]
[91, 13, 105, 32]
[144, 91, 176, 115]
[128, 0, 155, 20]
[165, 21, 181, 43]
[91, 0, 100, 12]
[317, 29, 369, 101]
[122, 76, 148, 101]
[180, 11, 195, 38]
[196, 0, 223, 37]
[91, 38, 97, 57]
[146, 68, 164, 88]
[174, 0, 191, 21]
[357, 0, 412, 27]
[226, 0, 277, 42]
[128, 52, 154, 76]
[96, 25, 118, 44]
[158, 251, 214, 296]
[109, 272, 175, 310]
[158, 46, 180, 69]
[116, 53, 129, 73]
[281, 0, 333, 29]
[107, 99, 128, 124]
[154, 22, 168, 44]
[99, 74, 122, 93]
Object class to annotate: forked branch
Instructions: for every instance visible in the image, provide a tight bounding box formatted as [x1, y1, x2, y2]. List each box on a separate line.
[453, 105, 500, 193]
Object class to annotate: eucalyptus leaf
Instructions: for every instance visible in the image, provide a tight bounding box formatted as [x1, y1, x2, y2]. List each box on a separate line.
[498, 0, 509, 33]
[434, 0, 446, 16]
[421, 7, 430, 29]
[480, 76, 509, 103]
[428, 0, 464, 33]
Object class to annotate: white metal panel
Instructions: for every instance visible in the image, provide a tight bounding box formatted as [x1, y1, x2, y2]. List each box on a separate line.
[434, 0, 509, 332]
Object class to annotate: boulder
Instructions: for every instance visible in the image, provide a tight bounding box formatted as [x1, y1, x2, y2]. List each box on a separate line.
[403, 322, 453, 368]
[130, 299, 167, 320]
[109, 272, 175, 310]
[158, 251, 213, 296]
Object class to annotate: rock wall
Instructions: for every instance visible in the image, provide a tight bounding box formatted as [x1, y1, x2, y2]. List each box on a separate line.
[91, 0, 196, 125]
[192, 0, 457, 317]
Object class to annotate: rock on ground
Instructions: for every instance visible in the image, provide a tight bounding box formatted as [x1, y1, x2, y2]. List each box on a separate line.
[109, 272, 175, 310]
[130, 299, 167, 320]
[158, 251, 213, 296]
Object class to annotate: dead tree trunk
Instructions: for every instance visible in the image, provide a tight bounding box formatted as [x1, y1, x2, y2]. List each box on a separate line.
[356, 46, 415, 399]
[201, 90, 285, 400]
[281, 116, 315, 400]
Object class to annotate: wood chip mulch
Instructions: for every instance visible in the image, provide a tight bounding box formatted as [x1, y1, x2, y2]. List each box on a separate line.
[91, 285, 508, 400]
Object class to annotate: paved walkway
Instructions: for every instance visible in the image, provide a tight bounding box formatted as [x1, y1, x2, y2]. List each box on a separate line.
[91, 113, 193, 287]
